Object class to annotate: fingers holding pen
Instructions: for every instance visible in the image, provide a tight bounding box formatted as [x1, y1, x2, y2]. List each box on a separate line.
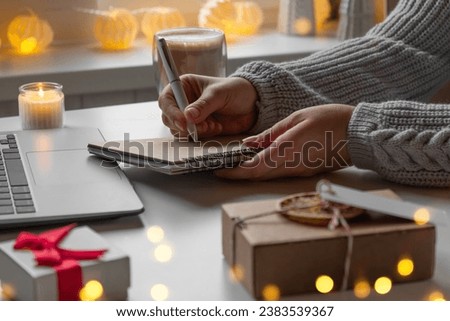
[159, 105, 217, 139]
[159, 74, 258, 139]
[159, 77, 224, 137]
[158, 85, 187, 133]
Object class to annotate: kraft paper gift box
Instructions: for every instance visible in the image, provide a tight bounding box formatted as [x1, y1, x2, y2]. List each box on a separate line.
[0, 224, 130, 300]
[222, 196, 435, 299]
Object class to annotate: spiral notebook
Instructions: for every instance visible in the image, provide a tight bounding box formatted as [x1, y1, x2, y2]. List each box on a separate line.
[87, 135, 258, 175]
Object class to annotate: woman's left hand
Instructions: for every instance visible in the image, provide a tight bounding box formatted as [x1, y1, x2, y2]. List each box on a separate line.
[215, 104, 355, 180]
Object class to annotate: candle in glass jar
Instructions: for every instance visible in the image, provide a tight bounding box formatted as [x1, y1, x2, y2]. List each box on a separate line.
[18, 82, 64, 130]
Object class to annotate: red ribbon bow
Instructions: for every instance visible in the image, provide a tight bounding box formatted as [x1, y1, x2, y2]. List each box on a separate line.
[14, 223, 107, 301]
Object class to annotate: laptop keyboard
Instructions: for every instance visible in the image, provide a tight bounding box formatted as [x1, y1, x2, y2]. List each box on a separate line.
[0, 134, 35, 215]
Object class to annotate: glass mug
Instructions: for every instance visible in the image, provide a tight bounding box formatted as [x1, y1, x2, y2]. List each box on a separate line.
[152, 27, 227, 94]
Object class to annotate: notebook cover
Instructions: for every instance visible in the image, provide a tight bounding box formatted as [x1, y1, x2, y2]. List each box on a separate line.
[87, 135, 258, 174]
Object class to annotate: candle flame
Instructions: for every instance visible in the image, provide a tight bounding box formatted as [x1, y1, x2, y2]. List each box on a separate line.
[37, 86, 45, 98]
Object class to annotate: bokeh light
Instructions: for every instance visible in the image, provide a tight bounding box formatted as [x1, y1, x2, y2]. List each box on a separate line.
[294, 18, 313, 35]
[79, 280, 104, 301]
[427, 291, 446, 301]
[0, 283, 16, 300]
[20, 37, 38, 55]
[262, 284, 280, 301]
[397, 258, 414, 277]
[353, 279, 371, 299]
[147, 225, 165, 243]
[374, 277, 392, 295]
[229, 264, 244, 283]
[150, 283, 169, 301]
[154, 244, 173, 263]
[414, 208, 430, 225]
[316, 275, 334, 294]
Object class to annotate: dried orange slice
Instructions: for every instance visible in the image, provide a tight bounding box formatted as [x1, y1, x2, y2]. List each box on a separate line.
[277, 192, 364, 226]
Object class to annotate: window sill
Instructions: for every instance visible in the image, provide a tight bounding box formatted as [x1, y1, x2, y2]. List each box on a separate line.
[0, 31, 340, 113]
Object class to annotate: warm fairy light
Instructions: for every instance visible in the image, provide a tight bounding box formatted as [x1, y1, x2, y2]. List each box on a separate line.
[198, 0, 264, 42]
[154, 244, 173, 263]
[231, 1, 264, 36]
[94, 8, 138, 50]
[353, 279, 371, 299]
[229, 264, 244, 282]
[79, 280, 104, 301]
[414, 208, 430, 225]
[140, 7, 186, 43]
[262, 284, 280, 301]
[20, 37, 38, 55]
[397, 258, 414, 277]
[7, 11, 54, 55]
[150, 284, 169, 301]
[314, 0, 331, 34]
[294, 18, 313, 35]
[427, 291, 446, 301]
[0, 283, 16, 300]
[146, 225, 165, 243]
[315, 275, 334, 294]
[374, 277, 392, 295]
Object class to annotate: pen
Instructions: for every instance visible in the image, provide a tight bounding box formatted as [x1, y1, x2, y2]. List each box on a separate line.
[156, 37, 198, 142]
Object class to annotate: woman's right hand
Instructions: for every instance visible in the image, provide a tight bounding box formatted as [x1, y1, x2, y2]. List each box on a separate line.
[158, 74, 258, 138]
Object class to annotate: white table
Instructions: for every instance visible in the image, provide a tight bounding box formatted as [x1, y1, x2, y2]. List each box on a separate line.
[1, 102, 449, 301]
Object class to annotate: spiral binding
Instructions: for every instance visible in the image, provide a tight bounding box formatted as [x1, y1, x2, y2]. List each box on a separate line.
[181, 147, 258, 170]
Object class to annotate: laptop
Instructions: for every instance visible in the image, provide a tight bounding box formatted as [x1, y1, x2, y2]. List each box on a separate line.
[0, 127, 144, 228]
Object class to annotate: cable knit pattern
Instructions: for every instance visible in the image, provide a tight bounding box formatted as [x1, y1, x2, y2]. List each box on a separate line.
[231, 0, 450, 187]
[348, 102, 450, 186]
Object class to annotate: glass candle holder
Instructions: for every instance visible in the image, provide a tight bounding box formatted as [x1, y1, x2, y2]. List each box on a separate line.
[18, 82, 65, 130]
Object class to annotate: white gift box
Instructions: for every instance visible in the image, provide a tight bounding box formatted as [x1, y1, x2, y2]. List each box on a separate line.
[0, 225, 130, 301]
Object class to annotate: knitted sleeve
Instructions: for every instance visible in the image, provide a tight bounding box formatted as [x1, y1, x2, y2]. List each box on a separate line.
[348, 102, 450, 186]
[231, 0, 450, 186]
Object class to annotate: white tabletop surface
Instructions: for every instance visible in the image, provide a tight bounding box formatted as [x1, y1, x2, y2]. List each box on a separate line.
[1, 101, 449, 301]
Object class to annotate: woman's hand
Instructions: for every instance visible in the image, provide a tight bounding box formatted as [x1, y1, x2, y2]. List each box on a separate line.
[158, 74, 258, 138]
[215, 104, 356, 180]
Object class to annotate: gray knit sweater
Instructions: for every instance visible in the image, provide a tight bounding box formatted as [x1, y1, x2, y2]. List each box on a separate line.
[231, 0, 450, 187]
